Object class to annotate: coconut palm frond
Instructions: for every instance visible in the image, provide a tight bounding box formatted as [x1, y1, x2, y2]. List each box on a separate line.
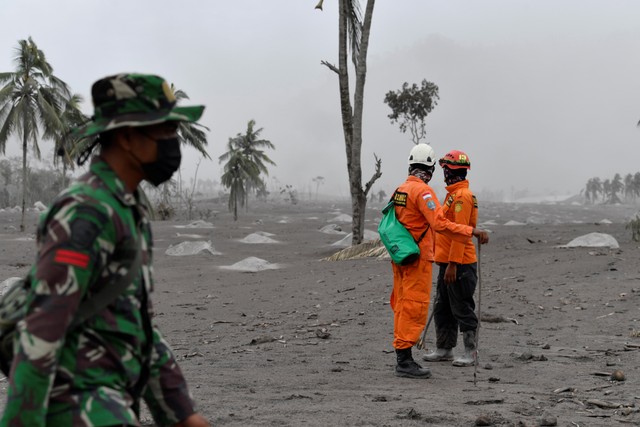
[0, 72, 14, 84]
[228, 119, 276, 173]
[47, 75, 72, 99]
[0, 103, 17, 154]
[345, 0, 363, 68]
[168, 84, 210, 159]
[53, 93, 90, 168]
[178, 120, 211, 159]
[36, 89, 64, 139]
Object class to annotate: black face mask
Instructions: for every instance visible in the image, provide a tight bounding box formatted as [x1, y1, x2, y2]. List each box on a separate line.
[142, 137, 182, 186]
[443, 167, 466, 186]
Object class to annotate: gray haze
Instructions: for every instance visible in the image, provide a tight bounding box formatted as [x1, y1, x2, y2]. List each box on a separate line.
[2, 1, 640, 200]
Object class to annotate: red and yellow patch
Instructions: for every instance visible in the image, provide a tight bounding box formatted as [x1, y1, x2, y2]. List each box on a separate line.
[54, 249, 90, 269]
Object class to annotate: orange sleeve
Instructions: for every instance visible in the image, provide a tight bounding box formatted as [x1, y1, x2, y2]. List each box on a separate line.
[415, 188, 472, 243]
[448, 192, 474, 264]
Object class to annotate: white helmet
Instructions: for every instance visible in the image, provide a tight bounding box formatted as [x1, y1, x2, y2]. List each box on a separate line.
[408, 143, 436, 167]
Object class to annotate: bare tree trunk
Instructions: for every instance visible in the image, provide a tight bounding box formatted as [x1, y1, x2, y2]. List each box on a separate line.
[321, 0, 381, 245]
[233, 194, 238, 221]
[162, 183, 170, 205]
[335, 0, 379, 245]
[337, 0, 359, 244]
[351, 0, 377, 245]
[62, 162, 68, 188]
[20, 134, 27, 232]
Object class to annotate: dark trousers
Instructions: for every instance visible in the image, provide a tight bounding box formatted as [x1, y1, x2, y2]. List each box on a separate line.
[433, 262, 478, 349]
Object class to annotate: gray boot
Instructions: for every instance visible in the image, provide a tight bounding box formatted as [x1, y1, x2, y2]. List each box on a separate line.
[395, 348, 432, 379]
[422, 348, 454, 362]
[452, 330, 477, 367]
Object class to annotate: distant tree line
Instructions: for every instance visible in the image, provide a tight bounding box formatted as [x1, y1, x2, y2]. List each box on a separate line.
[584, 172, 640, 204]
[0, 37, 211, 229]
[0, 158, 65, 208]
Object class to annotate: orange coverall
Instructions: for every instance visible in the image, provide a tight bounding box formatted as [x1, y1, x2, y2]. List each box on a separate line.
[434, 180, 478, 264]
[390, 176, 473, 349]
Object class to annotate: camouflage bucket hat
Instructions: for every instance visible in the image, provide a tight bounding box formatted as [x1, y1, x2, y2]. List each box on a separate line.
[73, 73, 205, 138]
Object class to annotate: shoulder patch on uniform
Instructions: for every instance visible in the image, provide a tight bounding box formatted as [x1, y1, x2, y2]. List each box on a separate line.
[421, 192, 432, 200]
[454, 203, 463, 213]
[427, 200, 436, 210]
[445, 194, 455, 207]
[393, 191, 408, 207]
[69, 217, 102, 250]
[54, 249, 90, 269]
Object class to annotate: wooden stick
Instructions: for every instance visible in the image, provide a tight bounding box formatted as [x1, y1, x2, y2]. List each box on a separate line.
[416, 283, 438, 350]
[474, 241, 482, 386]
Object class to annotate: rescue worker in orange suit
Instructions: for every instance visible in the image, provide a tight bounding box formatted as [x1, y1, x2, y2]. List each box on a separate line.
[390, 144, 489, 379]
[423, 150, 481, 367]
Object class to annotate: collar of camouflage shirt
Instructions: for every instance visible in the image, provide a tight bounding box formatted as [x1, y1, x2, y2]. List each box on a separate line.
[89, 157, 145, 209]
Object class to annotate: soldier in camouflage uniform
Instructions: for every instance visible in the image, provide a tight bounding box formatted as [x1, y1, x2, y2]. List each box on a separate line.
[0, 74, 210, 427]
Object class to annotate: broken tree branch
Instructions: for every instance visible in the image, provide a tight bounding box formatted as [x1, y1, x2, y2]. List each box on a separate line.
[321, 60, 339, 74]
[363, 153, 382, 196]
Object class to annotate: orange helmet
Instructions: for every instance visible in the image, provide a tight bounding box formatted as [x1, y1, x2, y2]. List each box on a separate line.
[439, 150, 471, 170]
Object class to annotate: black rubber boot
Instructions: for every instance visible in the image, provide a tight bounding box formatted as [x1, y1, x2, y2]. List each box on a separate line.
[395, 348, 432, 379]
[452, 330, 477, 367]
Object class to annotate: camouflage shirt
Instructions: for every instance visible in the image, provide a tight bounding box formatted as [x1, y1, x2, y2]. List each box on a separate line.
[0, 158, 195, 427]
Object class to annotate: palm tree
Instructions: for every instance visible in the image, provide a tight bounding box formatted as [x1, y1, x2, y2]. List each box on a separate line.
[602, 179, 612, 203]
[586, 177, 603, 203]
[593, 177, 603, 202]
[221, 120, 274, 175]
[585, 177, 603, 204]
[633, 172, 640, 200]
[219, 148, 262, 221]
[624, 173, 634, 203]
[611, 173, 623, 204]
[584, 179, 592, 203]
[219, 119, 275, 210]
[54, 93, 90, 186]
[0, 37, 71, 231]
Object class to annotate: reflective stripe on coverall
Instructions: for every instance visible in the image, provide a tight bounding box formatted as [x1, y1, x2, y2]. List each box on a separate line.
[390, 176, 473, 349]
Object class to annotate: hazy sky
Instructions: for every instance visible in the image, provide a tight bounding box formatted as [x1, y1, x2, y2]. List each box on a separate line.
[2, 1, 640, 200]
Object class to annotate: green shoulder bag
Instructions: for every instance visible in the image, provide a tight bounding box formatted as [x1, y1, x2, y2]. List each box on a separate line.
[378, 200, 428, 265]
